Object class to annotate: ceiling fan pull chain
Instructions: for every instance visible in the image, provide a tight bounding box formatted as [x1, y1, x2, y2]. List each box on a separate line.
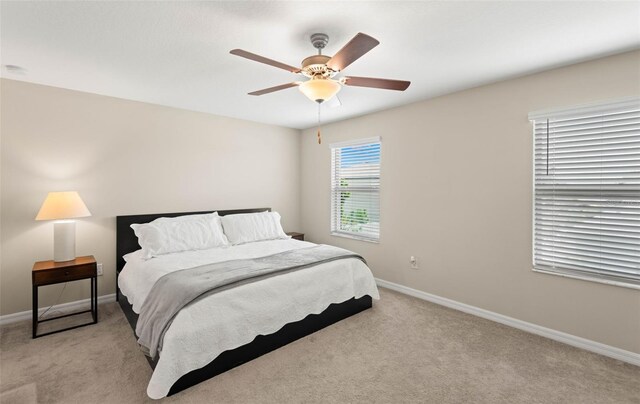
[317, 103, 322, 144]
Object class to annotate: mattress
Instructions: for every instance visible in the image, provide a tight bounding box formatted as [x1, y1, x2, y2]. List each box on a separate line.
[118, 238, 379, 399]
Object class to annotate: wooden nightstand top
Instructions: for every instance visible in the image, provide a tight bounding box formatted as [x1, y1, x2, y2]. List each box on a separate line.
[33, 255, 96, 272]
[286, 232, 304, 241]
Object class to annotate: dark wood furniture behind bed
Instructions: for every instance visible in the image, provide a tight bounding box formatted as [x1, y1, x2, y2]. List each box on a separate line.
[116, 208, 372, 397]
[286, 231, 304, 241]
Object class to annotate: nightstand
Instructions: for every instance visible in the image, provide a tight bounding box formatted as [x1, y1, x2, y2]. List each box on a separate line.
[286, 232, 304, 241]
[32, 255, 97, 338]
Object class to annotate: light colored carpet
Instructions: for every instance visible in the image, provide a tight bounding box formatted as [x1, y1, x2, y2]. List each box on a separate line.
[1, 288, 638, 404]
[0, 383, 37, 404]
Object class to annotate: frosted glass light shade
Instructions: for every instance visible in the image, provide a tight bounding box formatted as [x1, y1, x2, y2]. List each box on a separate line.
[299, 79, 341, 103]
[36, 191, 91, 220]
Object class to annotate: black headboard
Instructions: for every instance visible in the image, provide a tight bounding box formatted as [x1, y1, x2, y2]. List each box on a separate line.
[115, 208, 270, 274]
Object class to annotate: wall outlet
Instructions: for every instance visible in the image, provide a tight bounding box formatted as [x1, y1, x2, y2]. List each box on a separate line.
[97, 263, 103, 276]
[410, 256, 419, 269]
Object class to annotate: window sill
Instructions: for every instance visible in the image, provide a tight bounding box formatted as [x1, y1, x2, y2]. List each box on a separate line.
[532, 267, 640, 290]
[331, 231, 379, 244]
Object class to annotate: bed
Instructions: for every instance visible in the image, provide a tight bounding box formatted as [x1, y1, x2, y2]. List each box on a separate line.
[115, 208, 379, 398]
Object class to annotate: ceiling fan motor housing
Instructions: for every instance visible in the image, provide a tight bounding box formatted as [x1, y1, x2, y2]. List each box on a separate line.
[300, 33, 338, 79]
[301, 54, 337, 79]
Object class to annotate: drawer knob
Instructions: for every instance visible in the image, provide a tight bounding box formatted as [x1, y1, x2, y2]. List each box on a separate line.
[65, 271, 69, 276]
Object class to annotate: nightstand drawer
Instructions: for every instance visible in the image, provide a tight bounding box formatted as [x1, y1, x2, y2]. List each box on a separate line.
[33, 263, 96, 286]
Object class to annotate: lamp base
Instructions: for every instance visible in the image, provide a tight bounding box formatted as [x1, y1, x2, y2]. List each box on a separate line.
[53, 221, 76, 262]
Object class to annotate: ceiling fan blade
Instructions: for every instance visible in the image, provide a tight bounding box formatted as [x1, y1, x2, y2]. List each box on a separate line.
[326, 33, 379, 72]
[342, 76, 411, 91]
[230, 49, 300, 73]
[248, 82, 300, 96]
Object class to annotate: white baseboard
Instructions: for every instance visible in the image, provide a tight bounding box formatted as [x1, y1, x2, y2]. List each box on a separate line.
[0, 294, 116, 326]
[375, 278, 640, 367]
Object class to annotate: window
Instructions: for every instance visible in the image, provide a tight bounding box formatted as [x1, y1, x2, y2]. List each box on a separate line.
[529, 98, 640, 288]
[331, 137, 381, 242]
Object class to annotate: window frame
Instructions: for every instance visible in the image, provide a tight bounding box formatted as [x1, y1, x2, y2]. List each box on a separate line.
[529, 97, 640, 290]
[330, 136, 382, 243]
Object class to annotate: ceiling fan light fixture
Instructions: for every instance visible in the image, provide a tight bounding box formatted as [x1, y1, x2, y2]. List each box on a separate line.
[299, 78, 341, 103]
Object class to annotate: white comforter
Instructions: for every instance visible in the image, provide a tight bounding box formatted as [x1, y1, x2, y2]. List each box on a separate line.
[118, 239, 379, 399]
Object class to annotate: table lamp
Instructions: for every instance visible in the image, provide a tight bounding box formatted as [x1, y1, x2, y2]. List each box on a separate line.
[36, 191, 91, 262]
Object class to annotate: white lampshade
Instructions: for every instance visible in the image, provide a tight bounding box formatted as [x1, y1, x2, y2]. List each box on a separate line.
[36, 191, 91, 221]
[36, 191, 91, 262]
[299, 79, 341, 103]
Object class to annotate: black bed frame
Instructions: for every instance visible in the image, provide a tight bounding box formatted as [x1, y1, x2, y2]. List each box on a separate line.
[116, 208, 373, 396]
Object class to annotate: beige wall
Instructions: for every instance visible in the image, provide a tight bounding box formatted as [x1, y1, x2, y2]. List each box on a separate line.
[0, 79, 301, 315]
[300, 50, 640, 353]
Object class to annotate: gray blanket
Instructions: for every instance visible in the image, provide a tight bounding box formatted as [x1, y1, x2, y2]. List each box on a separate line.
[136, 245, 365, 359]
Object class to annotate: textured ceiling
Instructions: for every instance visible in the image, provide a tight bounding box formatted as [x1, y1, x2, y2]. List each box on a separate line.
[1, 1, 639, 129]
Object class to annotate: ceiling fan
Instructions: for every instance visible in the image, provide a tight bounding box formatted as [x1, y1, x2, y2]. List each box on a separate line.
[230, 32, 411, 104]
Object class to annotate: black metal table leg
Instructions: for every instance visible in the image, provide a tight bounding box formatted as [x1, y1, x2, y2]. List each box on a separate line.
[32, 285, 37, 339]
[93, 276, 98, 323]
[90, 277, 95, 322]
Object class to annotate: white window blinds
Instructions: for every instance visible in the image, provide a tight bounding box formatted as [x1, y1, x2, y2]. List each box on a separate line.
[529, 98, 640, 287]
[331, 137, 381, 242]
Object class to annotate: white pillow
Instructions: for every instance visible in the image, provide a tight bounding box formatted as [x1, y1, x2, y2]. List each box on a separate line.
[221, 211, 289, 245]
[131, 212, 229, 259]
